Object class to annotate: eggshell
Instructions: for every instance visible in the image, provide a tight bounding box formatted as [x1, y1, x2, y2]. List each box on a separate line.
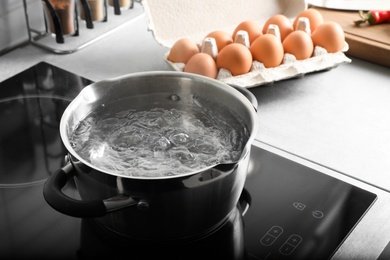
[311, 21, 345, 53]
[205, 30, 233, 52]
[184, 53, 218, 78]
[293, 9, 324, 33]
[283, 30, 314, 60]
[167, 38, 200, 63]
[250, 34, 284, 68]
[233, 20, 262, 45]
[262, 14, 294, 41]
[216, 43, 252, 76]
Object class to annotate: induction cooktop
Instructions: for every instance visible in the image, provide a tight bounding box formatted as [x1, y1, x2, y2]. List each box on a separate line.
[0, 62, 377, 260]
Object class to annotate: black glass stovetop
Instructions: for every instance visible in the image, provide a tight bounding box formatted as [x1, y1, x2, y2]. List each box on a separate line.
[0, 62, 377, 260]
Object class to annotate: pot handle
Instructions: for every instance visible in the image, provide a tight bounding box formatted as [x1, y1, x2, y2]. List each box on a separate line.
[43, 163, 140, 218]
[229, 84, 258, 112]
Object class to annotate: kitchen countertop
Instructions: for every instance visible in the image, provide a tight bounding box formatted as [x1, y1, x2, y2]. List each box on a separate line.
[1, 7, 389, 194]
[1, 4, 390, 259]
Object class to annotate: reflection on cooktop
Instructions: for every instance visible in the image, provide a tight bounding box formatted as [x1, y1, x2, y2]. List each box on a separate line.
[0, 96, 70, 186]
[0, 62, 92, 187]
[0, 62, 91, 100]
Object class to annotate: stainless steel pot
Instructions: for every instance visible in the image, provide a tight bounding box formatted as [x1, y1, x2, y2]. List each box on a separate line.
[43, 71, 258, 241]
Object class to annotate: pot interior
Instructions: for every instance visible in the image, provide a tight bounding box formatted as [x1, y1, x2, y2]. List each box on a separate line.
[60, 72, 258, 179]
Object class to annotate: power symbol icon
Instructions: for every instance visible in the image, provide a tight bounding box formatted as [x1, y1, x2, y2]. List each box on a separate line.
[312, 210, 324, 218]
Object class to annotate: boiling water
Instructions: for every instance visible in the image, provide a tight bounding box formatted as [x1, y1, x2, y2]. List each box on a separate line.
[69, 95, 249, 177]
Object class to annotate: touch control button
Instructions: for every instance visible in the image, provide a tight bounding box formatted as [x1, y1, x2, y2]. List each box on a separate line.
[312, 210, 324, 218]
[260, 234, 276, 246]
[293, 202, 306, 211]
[269, 226, 283, 237]
[279, 235, 303, 255]
[286, 235, 302, 247]
[280, 243, 296, 255]
[260, 226, 283, 246]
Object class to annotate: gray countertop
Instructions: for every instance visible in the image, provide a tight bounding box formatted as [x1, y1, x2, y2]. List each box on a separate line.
[1, 8, 389, 194]
[250, 60, 390, 191]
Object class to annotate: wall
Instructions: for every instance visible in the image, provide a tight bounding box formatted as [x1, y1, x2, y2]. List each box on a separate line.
[0, 0, 44, 55]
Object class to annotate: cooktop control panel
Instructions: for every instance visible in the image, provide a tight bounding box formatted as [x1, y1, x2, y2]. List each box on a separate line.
[243, 145, 377, 260]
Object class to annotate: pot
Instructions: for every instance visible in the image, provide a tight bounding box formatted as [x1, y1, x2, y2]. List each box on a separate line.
[43, 71, 258, 241]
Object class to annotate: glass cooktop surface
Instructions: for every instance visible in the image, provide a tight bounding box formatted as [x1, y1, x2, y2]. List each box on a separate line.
[0, 62, 377, 260]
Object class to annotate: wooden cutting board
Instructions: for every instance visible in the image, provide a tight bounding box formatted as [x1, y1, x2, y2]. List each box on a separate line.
[313, 7, 390, 67]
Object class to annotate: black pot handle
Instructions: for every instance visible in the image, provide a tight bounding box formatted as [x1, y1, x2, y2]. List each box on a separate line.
[43, 163, 140, 218]
[229, 84, 258, 112]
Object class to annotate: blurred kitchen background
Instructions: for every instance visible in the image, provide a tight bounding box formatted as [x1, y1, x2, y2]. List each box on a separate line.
[0, 0, 44, 55]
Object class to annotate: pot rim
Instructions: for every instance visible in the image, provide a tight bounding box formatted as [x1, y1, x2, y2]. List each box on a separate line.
[60, 71, 259, 180]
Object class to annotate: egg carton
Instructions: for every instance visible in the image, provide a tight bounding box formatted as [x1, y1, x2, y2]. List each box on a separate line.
[143, 0, 351, 88]
[164, 42, 351, 88]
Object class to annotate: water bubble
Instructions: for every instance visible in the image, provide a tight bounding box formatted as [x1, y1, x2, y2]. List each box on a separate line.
[157, 136, 171, 150]
[197, 143, 218, 155]
[169, 147, 195, 163]
[70, 141, 77, 148]
[170, 132, 190, 145]
[73, 120, 91, 135]
[169, 94, 180, 101]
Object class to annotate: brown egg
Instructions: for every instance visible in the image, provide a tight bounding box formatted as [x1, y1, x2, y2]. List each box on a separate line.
[205, 30, 233, 52]
[262, 14, 294, 41]
[216, 43, 252, 76]
[293, 9, 324, 33]
[250, 34, 284, 68]
[167, 38, 200, 63]
[311, 21, 345, 53]
[184, 53, 218, 79]
[233, 20, 262, 45]
[283, 30, 314, 60]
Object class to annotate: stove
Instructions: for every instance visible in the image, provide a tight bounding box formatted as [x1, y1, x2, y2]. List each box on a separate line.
[0, 62, 377, 260]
